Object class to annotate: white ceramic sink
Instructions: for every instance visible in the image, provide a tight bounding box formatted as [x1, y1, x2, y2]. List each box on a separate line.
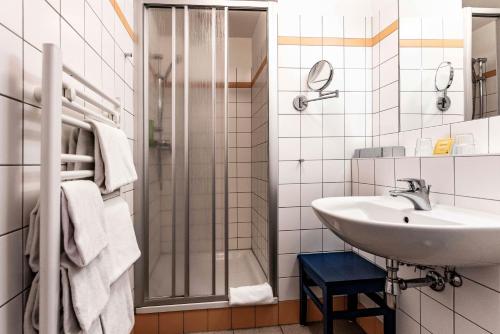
[312, 196, 500, 267]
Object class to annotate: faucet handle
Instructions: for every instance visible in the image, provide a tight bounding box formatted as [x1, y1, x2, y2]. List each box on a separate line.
[397, 178, 427, 190]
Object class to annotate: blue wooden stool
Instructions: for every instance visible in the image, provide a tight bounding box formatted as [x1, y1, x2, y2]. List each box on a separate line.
[298, 252, 395, 334]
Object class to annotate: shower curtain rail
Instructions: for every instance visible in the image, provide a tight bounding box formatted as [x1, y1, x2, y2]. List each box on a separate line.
[37, 43, 122, 334]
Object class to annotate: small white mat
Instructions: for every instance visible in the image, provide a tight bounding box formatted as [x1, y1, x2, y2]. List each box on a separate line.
[229, 282, 274, 306]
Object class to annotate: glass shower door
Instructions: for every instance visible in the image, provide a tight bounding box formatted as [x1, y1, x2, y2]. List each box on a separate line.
[146, 5, 228, 302]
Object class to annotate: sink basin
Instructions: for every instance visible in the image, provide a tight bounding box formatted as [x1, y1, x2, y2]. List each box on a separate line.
[312, 196, 500, 267]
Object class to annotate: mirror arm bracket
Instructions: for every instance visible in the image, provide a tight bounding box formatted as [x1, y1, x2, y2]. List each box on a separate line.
[293, 90, 339, 111]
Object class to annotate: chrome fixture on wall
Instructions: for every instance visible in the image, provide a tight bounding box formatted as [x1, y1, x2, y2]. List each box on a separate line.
[472, 57, 487, 119]
[293, 60, 339, 111]
[389, 178, 432, 211]
[434, 61, 454, 112]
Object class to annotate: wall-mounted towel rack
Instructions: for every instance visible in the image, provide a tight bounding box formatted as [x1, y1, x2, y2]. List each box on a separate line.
[37, 43, 122, 334]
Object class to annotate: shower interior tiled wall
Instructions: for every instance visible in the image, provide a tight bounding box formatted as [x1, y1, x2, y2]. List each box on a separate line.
[228, 11, 269, 279]
[0, 0, 135, 333]
[228, 38, 253, 251]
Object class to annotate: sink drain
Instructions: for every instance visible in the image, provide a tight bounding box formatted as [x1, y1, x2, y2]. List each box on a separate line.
[403, 216, 409, 223]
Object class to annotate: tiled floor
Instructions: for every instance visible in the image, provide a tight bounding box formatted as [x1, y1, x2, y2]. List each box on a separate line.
[192, 322, 365, 334]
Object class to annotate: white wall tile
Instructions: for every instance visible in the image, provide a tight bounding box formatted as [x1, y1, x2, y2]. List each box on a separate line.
[300, 229, 323, 252]
[279, 138, 300, 160]
[0, 230, 23, 306]
[455, 314, 490, 334]
[279, 115, 300, 137]
[0, 295, 22, 334]
[278, 230, 300, 254]
[375, 158, 395, 187]
[301, 160, 322, 183]
[455, 156, 500, 200]
[301, 138, 322, 160]
[0, 25, 22, 100]
[279, 208, 301, 231]
[455, 279, 500, 333]
[421, 157, 454, 194]
[279, 184, 301, 207]
[24, 0, 60, 49]
[279, 161, 301, 184]
[61, 0, 85, 35]
[278, 45, 300, 68]
[300, 183, 322, 206]
[323, 160, 345, 183]
[421, 294, 453, 334]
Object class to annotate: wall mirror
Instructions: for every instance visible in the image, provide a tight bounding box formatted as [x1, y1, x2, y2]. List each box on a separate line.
[399, 0, 500, 134]
[435, 61, 454, 111]
[293, 60, 339, 111]
[307, 60, 334, 91]
[464, 7, 500, 120]
[398, 0, 465, 131]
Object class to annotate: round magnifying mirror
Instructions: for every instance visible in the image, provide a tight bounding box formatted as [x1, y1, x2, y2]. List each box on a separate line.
[307, 60, 334, 91]
[435, 61, 454, 92]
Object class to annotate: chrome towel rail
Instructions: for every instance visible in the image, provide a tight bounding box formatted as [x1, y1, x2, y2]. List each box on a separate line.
[38, 43, 122, 334]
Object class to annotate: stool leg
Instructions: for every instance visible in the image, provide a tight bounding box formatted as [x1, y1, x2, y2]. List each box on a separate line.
[347, 294, 358, 311]
[299, 264, 307, 325]
[384, 309, 396, 334]
[322, 287, 333, 334]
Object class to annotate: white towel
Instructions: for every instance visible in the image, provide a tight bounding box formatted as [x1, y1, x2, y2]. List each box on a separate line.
[100, 271, 135, 334]
[103, 196, 141, 282]
[23, 273, 40, 334]
[24, 269, 105, 334]
[25, 201, 41, 272]
[24, 196, 140, 332]
[67, 128, 95, 171]
[87, 120, 137, 194]
[61, 253, 113, 331]
[26, 181, 108, 271]
[229, 283, 274, 306]
[61, 181, 108, 267]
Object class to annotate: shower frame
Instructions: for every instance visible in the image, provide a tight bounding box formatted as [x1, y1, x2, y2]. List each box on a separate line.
[133, 0, 278, 312]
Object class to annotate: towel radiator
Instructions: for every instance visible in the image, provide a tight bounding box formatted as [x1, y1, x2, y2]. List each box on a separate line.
[36, 43, 123, 334]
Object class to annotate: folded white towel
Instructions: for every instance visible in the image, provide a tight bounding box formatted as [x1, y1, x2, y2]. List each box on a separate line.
[229, 283, 274, 306]
[61, 181, 108, 267]
[100, 271, 135, 334]
[87, 120, 137, 194]
[103, 197, 141, 283]
[68, 128, 95, 171]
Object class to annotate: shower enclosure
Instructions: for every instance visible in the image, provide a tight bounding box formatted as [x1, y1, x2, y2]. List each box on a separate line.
[134, 1, 278, 310]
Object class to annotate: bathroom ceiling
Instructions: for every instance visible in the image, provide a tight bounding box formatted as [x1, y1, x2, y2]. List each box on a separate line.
[228, 10, 262, 38]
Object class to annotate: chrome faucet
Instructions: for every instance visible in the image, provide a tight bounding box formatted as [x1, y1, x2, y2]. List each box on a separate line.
[390, 178, 432, 211]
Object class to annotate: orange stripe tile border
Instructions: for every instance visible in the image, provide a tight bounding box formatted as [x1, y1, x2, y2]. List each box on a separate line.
[108, 0, 137, 42]
[400, 39, 464, 48]
[278, 20, 399, 47]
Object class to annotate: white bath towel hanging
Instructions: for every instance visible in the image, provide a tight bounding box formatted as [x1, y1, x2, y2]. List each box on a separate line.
[61, 180, 108, 267]
[87, 120, 137, 194]
[24, 195, 140, 333]
[99, 271, 135, 334]
[229, 282, 274, 306]
[102, 197, 141, 283]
